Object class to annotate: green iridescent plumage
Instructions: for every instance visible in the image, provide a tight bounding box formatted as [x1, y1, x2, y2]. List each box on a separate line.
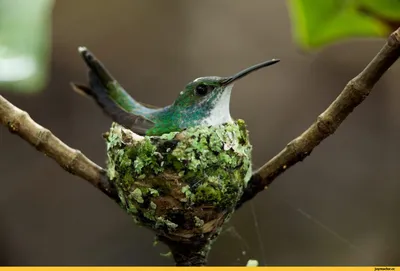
[70, 47, 279, 260]
[71, 47, 279, 136]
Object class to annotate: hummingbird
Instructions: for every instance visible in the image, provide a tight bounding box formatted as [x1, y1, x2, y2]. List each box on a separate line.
[71, 47, 279, 136]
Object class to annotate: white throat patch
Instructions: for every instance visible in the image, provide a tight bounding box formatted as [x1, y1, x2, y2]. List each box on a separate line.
[201, 85, 233, 126]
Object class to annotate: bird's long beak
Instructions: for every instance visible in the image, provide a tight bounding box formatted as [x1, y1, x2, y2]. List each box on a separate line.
[220, 59, 280, 86]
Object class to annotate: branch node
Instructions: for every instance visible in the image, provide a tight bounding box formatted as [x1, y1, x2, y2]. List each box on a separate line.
[65, 149, 83, 173]
[348, 78, 370, 98]
[35, 128, 52, 151]
[7, 110, 28, 133]
[316, 114, 335, 135]
[389, 28, 400, 46]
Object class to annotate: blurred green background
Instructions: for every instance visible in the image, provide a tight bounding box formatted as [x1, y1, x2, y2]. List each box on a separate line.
[0, 0, 399, 266]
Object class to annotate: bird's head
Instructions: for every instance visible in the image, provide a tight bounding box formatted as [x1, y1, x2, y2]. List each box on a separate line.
[172, 59, 280, 126]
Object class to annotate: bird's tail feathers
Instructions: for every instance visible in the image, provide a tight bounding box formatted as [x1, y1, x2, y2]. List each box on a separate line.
[78, 46, 114, 86]
[71, 78, 153, 135]
[73, 47, 155, 135]
[70, 82, 92, 97]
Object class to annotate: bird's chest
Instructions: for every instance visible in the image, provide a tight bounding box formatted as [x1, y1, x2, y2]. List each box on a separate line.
[178, 104, 232, 128]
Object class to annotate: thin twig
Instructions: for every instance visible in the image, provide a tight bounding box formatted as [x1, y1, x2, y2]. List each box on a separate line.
[0, 95, 118, 200]
[236, 27, 400, 209]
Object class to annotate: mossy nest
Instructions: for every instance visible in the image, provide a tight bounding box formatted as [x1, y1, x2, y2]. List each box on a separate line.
[105, 120, 252, 244]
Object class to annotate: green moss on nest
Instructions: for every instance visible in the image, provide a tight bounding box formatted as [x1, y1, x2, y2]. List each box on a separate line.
[105, 120, 252, 243]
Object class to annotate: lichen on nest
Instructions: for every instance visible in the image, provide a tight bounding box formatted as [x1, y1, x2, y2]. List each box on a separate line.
[105, 120, 252, 243]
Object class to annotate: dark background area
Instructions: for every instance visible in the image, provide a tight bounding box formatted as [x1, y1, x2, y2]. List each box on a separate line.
[1, 0, 400, 266]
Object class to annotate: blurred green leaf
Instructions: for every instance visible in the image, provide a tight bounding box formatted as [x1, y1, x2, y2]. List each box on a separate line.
[358, 0, 400, 20]
[0, 0, 54, 93]
[287, 0, 391, 49]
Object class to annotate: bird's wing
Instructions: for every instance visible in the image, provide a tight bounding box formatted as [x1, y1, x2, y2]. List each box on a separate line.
[72, 47, 157, 135]
[71, 79, 154, 136]
[136, 101, 161, 110]
[77, 47, 159, 113]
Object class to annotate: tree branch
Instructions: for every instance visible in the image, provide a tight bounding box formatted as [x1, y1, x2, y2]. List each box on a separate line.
[0, 95, 118, 201]
[236, 27, 400, 209]
[1, 26, 399, 266]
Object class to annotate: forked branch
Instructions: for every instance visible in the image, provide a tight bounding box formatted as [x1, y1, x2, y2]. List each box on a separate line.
[0, 28, 399, 223]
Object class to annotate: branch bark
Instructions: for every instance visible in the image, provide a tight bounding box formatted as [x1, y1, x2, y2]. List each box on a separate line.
[0, 95, 118, 201]
[236, 27, 400, 209]
[0, 27, 399, 266]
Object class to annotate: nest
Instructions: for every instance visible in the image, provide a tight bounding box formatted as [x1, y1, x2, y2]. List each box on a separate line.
[105, 120, 252, 245]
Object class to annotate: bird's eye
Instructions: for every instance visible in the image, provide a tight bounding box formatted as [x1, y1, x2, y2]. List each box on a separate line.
[195, 84, 212, 96]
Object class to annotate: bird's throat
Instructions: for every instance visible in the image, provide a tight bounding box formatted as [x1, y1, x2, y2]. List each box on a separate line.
[200, 86, 233, 127]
